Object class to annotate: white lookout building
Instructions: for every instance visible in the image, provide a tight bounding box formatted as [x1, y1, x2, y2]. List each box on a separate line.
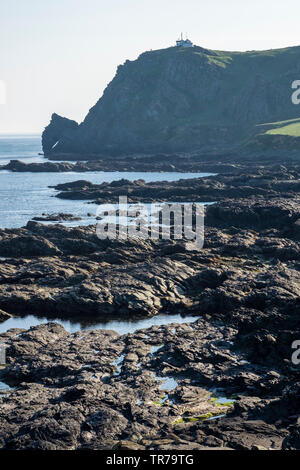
[176, 34, 193, 48]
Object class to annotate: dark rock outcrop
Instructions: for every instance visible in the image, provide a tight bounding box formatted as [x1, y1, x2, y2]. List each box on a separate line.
[42, 113, 78, 155]
[51, 162, 300, 204]
[0, 160, 76, 173]
[0, 309, 11, 323]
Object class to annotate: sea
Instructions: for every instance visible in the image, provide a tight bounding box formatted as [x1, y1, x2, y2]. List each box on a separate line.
[0, 134, 211, 334]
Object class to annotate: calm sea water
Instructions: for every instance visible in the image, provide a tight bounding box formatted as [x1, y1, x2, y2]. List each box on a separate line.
[0, 135, 213, 229]
[0, 135, 210, 334]
[0, 134, 44, 165]
[0, 313, 197, 336]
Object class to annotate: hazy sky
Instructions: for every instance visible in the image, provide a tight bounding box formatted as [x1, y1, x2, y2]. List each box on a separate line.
[1, 0, 300, 133]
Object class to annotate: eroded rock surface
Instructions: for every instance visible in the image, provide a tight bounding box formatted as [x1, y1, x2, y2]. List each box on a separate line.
[0, 320, 292, 450]
[0, 163, 299, 449]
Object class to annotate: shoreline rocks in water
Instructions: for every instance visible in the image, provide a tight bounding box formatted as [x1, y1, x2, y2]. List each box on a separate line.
[0, 156, 230, 174]
[50, 163, 300, 204]
[0, 162, 299, 449]
[1, 152, 300, 174]
[32, 213, 82, 222]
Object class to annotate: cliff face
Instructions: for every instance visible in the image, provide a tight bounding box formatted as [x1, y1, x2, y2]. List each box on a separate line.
[43, 45, 300, 157]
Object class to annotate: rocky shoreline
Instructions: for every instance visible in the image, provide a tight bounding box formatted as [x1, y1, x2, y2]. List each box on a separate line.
[0, 162, 300, 450]
[0, 155, 234, 174]
[51, 162, 300, 204]
[1, 151, 300, 174]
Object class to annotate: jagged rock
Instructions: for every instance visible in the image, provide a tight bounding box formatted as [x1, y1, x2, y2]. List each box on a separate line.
[42, 113, 78, 155]
[50, 165, 300, 205]
[0, 234, 61, 257]
[0, 309, 11, 322]
[32, 213, 82, 222]
[0, 318, 291, 450]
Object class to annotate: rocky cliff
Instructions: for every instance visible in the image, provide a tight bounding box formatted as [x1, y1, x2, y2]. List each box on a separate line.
[42, 113, 78, 155]
[43, 45, 300, 157]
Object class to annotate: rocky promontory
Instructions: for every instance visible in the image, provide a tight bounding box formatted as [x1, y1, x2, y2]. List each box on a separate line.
[42, 45, 300, 158]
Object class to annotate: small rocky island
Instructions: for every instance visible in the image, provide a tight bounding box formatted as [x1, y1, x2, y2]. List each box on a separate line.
[0, 162, 300, 450]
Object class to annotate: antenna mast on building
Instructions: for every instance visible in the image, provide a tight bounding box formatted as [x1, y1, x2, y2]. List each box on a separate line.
[176, 33, 194, 48]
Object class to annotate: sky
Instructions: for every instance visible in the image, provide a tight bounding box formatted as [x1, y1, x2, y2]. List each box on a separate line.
[1, 0, 300, 134]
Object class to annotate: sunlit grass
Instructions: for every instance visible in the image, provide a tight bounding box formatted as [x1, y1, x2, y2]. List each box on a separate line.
[266, 122, 300, 137]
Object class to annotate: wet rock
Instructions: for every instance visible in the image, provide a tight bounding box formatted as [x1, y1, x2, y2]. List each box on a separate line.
[32, 213, 82, 222]
[0, 163, 299, 449]
[0, 313, 293, 451]
[0, 309, 11, 322]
